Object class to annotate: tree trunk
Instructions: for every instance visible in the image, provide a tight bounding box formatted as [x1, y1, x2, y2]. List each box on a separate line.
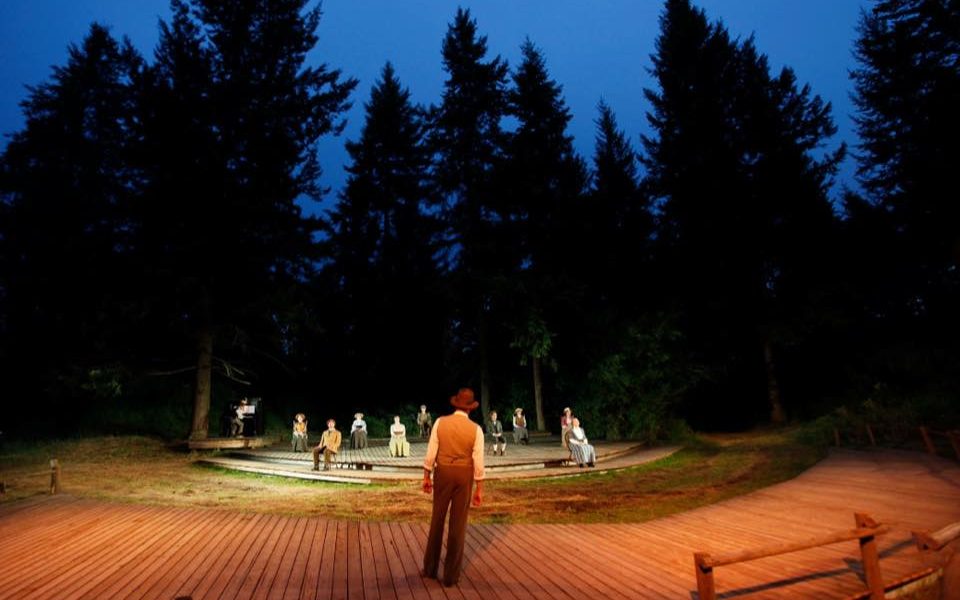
[189, 329, 214, 440]
[763, 339, 786, 425]
[478, 305, 491, 419]
[532, 355, 546, 432]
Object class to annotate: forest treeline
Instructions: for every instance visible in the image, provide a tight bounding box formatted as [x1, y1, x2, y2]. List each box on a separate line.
[1, 0, 957, 440]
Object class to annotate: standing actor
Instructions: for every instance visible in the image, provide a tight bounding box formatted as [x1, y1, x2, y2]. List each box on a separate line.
[422, 388, 485, 587]
[312, 419, 342, 471]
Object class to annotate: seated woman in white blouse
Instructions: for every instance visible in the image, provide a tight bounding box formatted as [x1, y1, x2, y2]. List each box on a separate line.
[350, 412, 368, 449]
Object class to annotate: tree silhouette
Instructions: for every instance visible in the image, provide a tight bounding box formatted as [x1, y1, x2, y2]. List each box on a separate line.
[851, 0, 960, 321]
[430, 8, 510, 418]
[643, 0, 842, 424]
[0, 24, 144, 433]
[140, 0, 355, 438]
[322, 62, 445, 406]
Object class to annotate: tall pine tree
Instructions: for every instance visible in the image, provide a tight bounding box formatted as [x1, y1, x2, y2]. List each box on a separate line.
[140, 0, 355, 438]
[643, 0, 842, 425]
[430, 8, 509, 417]
[322, 63, 445, 406]
[851, 0, 960, 321]
[501, 40, 587, 430]
[0, 25, 144, 433]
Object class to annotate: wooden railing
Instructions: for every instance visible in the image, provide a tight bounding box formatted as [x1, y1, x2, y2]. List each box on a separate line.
[831, 424, 960, 460]
[913, 520, 960, 552]
[693, 512, 889, 600]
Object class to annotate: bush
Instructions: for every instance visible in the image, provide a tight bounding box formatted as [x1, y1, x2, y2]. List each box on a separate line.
[579, 315, 703, 443]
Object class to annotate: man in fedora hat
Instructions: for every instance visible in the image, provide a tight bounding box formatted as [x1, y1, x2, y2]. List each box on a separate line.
[422, 388, 485, 587]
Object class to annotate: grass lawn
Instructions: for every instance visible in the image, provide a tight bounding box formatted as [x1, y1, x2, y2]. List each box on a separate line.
[0, 429, 824, 524]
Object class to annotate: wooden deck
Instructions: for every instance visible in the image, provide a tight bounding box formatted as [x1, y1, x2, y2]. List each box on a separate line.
[0, 448, 957, 599]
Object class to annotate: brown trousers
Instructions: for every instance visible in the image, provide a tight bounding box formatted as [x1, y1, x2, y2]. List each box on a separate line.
[423, 465, 474, 586]
[312, 447, 336, 469]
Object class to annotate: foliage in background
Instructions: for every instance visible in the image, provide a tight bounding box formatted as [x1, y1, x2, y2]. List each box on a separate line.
[1, 0, 958, 439]
[577, 316, 701, 442]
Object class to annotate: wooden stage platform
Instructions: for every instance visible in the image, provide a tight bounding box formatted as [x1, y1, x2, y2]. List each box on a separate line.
[0, 448, 957, 599]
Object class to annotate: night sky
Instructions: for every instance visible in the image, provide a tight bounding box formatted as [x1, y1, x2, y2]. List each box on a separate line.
[0, 1, 865, 209]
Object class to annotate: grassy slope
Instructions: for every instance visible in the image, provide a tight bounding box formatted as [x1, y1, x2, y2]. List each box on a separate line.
[0, 429, 824, 524]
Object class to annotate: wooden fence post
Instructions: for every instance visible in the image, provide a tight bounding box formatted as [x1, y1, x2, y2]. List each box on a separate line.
[49, 459, 61, 495]
[834, 428, 841, 447]
[919, 427, 936, 455]
[694, 552, 716, 600]
[865, 425, 876, 447]
[855, 513, 885, 600]
[949, 431, 960, 461]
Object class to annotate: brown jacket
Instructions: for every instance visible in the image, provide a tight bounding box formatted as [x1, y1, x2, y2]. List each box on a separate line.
[319, 428, 342, 453]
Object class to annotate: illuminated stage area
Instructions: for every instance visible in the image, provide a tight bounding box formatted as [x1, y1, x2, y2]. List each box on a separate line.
[197, 437, 679, 483]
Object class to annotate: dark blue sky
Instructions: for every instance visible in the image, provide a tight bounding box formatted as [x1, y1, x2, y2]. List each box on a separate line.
[0, 1, 866, 209]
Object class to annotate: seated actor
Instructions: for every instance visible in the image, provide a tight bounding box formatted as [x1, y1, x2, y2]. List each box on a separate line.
[487, 411, 505, 456]
[564, 417, 596, 468]
[312, 419, 342, 471]
[389, 415, 410, 457]
[350, 412, 368, 449]
[291, 413, 309, 452]
[230, 398, 248, 437]
[512, 407, 529, 445]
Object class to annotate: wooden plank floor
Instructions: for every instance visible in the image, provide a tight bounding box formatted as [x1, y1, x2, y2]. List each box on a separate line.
[0, 448, 956, 599]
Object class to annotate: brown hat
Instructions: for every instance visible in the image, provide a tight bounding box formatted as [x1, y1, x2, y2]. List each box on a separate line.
[449, 388, 479, 412]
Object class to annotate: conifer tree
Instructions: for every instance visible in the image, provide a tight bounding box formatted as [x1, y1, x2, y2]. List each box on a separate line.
[501, 39, 587, 429]
[0, 25, 144, 431]
[643, 0, 842, 424]
[322, 63, 444, 404]
[431, 8, 509, 417]
[851, 0, 960, 319]
[141, 0, 356, 438]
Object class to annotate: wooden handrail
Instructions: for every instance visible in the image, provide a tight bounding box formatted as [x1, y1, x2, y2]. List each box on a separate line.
[832, 424, 959, 460]
[699, 525, 890, 568]
[693, 512, 887, 600]
[913, 520, 960, 552]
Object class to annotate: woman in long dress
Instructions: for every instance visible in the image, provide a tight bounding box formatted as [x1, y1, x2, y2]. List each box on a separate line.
[291, 413, 309, 451]
[350, 412, 368, 449]
[389, 415, 410, 457]
[565, 418, 596, 468]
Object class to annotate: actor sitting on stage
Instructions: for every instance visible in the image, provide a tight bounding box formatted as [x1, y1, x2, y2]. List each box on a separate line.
[564, 418, 596, 468]
[417, 405, 433, 438]
[350, 412, 368, 449]
[389, 415, 410, 457]
[512, 408, 529, 445]
[291, 413, 309, 452]
[312, 419, 342, 471]
[487, 410, 505, 456]
[230, 398, 248, 437]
